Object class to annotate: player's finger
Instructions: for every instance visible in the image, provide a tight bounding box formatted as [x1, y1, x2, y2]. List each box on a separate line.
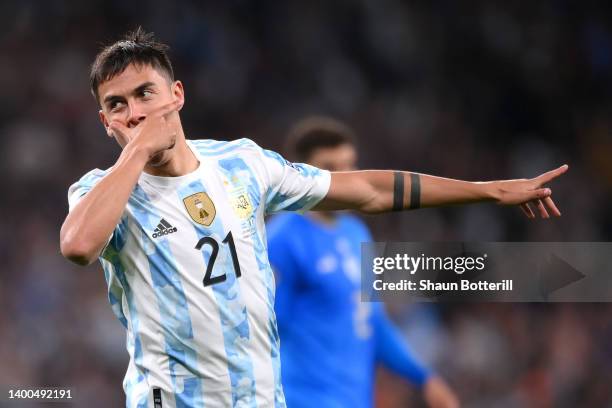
[543, 196, 561, 217]
[108, 120, 130, 139]
[153, 99, 182, 119]
[520, 203, 535, 219]
[524, 187, 551, 203]
[534, 164, 569, 186]
[535, 199, 550, 218]
[163, 100, 183, 119]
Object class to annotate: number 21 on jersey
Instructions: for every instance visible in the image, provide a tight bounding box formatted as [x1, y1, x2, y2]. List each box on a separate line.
[195, 231, 242, 287]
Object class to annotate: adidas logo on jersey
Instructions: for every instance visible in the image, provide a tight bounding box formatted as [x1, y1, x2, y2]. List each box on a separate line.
[152, 218, 178, 238]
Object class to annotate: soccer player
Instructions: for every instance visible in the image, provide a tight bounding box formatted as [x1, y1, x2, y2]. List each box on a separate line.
[267, 117, 459, 408]
[59, 28, 567, 408]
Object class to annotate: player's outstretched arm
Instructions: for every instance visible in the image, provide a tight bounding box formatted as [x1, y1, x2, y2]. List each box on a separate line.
[313, 165, 568, 218]
[60, 101, 180, 265]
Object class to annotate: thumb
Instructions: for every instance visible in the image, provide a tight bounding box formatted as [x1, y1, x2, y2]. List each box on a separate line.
[108, 121, 129, 139]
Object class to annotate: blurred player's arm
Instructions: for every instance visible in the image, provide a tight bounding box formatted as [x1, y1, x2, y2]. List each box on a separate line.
[314, 165, 568, 219]
[60, 101, 179, 265]
[423, 377, 461, 408]
[374, 308, 459, 408]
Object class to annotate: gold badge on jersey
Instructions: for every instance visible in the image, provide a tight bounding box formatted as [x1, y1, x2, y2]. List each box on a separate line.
[183, 192, 216, 226]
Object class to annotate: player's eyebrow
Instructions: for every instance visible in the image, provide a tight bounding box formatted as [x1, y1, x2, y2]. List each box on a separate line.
[102, 81, 157, 106]
[132, 81, 156, 96]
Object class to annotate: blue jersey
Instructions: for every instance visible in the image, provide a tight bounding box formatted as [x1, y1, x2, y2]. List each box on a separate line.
[67, 139, 331, 408]
[267, 213, 431, 408]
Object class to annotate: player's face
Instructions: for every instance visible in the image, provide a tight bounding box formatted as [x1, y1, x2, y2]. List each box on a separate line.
[308, 143, 357, 172]
[97, 63, 184, 166]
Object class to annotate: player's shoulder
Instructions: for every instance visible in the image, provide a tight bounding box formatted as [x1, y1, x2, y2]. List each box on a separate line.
[189, 138, 263, 158]
[189, 138, 297, 172]
[67, 167, 111, 207]
[69, 168, 109, 191]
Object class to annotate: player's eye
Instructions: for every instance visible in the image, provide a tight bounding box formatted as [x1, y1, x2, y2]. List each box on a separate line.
[110, 101, 125, 112]
[141, 89, 153, 99]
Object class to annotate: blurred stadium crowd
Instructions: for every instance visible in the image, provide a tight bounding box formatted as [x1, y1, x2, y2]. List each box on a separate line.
[0, 0, 611, 406]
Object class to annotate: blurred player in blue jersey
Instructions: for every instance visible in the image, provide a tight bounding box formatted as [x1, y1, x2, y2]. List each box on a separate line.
[60, 28, 566, 408]
[267, 117, 460, 408]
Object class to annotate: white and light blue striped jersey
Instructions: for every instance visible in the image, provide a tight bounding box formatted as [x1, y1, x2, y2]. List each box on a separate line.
[67, 138, 331, 408]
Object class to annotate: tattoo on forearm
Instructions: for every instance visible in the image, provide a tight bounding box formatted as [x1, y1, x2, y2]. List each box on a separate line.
[409, 173, 421, 209]
[393, 172, 404, 211]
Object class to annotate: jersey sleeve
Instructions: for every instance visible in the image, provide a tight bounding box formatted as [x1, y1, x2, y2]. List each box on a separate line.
[373, 304, 432, 387]
[67, 168, 108, 212]
[250, 142, 330, 214]
[67, 168, 123, 259]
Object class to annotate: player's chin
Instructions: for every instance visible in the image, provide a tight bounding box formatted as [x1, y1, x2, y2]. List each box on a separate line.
[148, 150, 171, 167]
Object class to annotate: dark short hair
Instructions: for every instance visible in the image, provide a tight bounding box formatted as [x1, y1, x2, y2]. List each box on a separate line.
[285, 116, 356, 162]
[90, 27, 174, 102]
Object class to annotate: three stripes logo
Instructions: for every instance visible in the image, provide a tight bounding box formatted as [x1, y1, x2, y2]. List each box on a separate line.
[152, 218, 178, 238]
[153, 388, 163, 408]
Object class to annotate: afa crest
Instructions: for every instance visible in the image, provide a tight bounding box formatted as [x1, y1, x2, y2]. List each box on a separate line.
[183, 192, 216, 226]
[226, 182, 253, 220]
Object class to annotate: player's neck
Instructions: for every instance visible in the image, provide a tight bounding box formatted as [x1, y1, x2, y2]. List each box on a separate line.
[143, 137, 199, 177]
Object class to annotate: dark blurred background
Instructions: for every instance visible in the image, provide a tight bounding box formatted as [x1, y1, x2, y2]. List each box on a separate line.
[0, 0, 611, 407]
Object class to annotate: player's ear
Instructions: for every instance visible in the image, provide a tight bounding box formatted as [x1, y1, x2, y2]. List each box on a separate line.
[172, 80, 185, 111]
[99, 110, 113, 137]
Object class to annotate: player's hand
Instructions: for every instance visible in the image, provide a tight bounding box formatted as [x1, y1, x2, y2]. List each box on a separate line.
[493, 164, 568, 219]
[108, 99, 181, 159]
[423, 377, 460, 408]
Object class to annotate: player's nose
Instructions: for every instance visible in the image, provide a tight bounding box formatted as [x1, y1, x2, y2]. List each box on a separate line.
[126, 102, 146, 128]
